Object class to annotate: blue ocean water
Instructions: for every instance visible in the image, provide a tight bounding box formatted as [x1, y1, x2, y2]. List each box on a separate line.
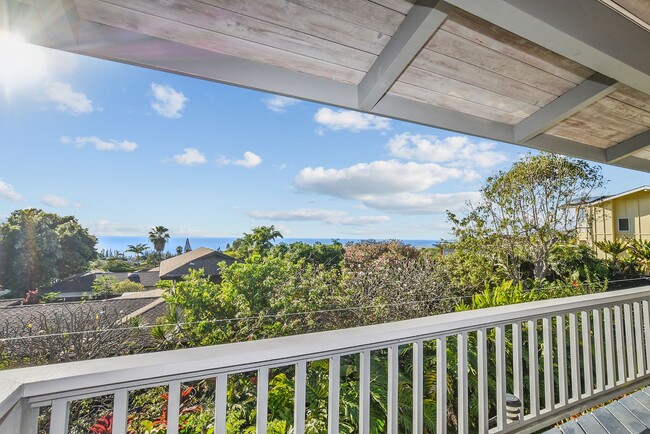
[97, 236, 440, 254]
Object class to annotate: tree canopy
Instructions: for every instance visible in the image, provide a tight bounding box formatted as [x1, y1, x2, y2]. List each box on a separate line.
[446, 153, 604, 286]
[0, 209, 97, 295]
[148, 226, 170, 256]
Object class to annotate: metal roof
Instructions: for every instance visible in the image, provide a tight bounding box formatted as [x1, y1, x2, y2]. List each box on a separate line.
[4, 0, 650, 171]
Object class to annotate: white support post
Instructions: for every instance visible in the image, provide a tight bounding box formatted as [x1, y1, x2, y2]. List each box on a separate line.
[569, 313, 581, 401]
[294, 361, 307, 434]
[436, 337, 447, 434]
[581, 311, 593, 397]
[257, 367, 269, 434]
[634, 302, 645, 377]
[614, 305, 626, 384]
[478, 328, 489, 433]
[359, 350, 371, 434]
[458, 332, 469, 431]
[49, 399, 69, 434]
[413, 340, 424, 434]
[496, 326, 507, 429]
[593, 309, 605, 393]
[528, 320, 539, 417]
[556, 315, 568, 406]
[624, 303, 636, 381]
[643, 301, 650, 374]
[542, 317, 554, 411]
[112, 389, 129, 434]
[167, 381, 181, 434]
[328, 355, 340, 434]
[215, 374, 227, 434]
[603, 307, 615, 389]
[387, 345, 399, 434]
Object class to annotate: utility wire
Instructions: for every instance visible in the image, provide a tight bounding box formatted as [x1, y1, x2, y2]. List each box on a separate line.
[0, 277, 647, 343]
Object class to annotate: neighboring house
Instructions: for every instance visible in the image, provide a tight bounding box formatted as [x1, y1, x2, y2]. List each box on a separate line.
[576, 186, 650, 256]
[44, 270, 160, 300]
[159, 247, 237, 282]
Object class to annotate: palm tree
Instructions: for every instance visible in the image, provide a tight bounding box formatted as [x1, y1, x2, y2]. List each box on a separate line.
[595, 239, 628, 271]
[125, 243, 149, 260]
[148, 226, 170, 257]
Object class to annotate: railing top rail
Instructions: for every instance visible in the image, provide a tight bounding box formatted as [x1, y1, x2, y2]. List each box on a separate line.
[0, 285, 649, 418]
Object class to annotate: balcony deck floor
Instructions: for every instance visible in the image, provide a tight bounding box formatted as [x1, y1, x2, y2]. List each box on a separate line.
[546, 388, 650, 433]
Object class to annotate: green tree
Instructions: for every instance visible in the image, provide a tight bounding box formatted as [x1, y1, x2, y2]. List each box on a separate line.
[126, 243, 149, 260]
[447, 153, 604, 286]
[91, 275, 119, 297]
[0, 209, 97, 295]
[112, 280, 145, 294]
[184, 238, 192, 253]
[226, 225, 283, 259]
[148, 226, 170, 256]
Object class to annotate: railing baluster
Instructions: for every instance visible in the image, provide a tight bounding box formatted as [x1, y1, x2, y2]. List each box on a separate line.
[436, 337, 447, 434]
[49, 399, 69, 434]
[388, 345, 399, 434]
[542, 317, 554, 411]
[614, 305, 626, 384]
[21, 404, 38, 434]
[294, 361, 307, 434]
[593, 309, 605, 393]
[528, 319, 539, 417]
[215, 374, 227, 434]
[634, 302, 645, 377]
[413, 340, 424, 434]
[569, 312, 580, 401]
[458, 332, 469, 431]
[496, 326, 507, 428]
[624, 303, 635, 381]
[167, 381, 181, 434]
[359, 350, 371, 434]
[257, 367, 269, 434]
[603, 307, 615, 389]
[556, 315, 568, 406]
[112, 389, 128, 434]
[513, 322, 525, 418]
[477, 328, 488, 433]
[641, 300, 650, 374]
[328, 355, 340, 434]
[581, 311, 593, 396]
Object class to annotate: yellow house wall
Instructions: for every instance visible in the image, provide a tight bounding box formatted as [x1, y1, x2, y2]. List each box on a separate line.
[586, 190, 650, 258]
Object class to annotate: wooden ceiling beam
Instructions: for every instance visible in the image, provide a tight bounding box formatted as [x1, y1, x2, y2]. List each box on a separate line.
[514, 73, 620, 143]
[357, 0, 450, 110]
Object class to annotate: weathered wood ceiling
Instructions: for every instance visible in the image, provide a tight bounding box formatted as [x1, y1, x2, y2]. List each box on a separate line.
[4, 0, 650, 172]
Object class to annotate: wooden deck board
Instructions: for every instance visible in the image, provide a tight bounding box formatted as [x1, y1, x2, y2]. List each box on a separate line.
[592, 407, 632, 433]
[619, 395, 650, 427]
[561, 420, 588, 434]
[605, 401, 647, 433]
[576, 413, 608, 434]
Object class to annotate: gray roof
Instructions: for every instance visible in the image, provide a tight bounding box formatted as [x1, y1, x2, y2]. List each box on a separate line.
[46, 271, 160, 294]
[159, 247, 236, 279]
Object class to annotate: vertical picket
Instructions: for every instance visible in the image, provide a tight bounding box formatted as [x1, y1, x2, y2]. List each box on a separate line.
[328, 355, 340, 434]
[529, 320, 539, 416]
[543, 317, 555, 410]
[458, 332, 469, 431]
[556, 315, 568, 406]
[387, 345, 399, 434]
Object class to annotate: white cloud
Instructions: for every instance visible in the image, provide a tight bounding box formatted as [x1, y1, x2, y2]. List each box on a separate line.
[44, 81, 94, 115]
[362, 192, 480, 214]
[248, 208, 390, 226]
[172, 148, 207, 165]
[86, 220, 150, 237]
[314, 108, 390, 132]
[41, 194, 76, 207]
[263, 95, 300, 113]
[234, 151, 262, 169]
[295, 160, 482, 214]
[296, 160, 463, 198]
[248, 209, 346, 221]
[61, 136, 137, 152]
[0, 179, 22, 201]
[387, 133, 508, 168]
[150, 83, 188, 118]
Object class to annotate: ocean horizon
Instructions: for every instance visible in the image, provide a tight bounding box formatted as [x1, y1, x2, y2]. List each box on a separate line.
[97, 236, 440, 254]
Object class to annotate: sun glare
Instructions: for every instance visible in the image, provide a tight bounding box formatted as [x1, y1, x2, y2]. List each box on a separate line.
[0, 33, 46, 96]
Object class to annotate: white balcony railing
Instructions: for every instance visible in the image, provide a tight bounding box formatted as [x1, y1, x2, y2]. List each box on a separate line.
[1, 286, 650, 434]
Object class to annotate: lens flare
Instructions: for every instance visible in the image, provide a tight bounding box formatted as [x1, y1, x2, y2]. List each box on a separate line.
[0, 33, 46, 97]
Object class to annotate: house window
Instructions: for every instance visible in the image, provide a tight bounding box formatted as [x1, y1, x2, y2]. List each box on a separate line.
[618, 218, 630, 232]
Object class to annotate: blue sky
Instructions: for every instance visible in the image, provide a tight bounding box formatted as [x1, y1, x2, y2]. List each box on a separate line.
[0, 40, 646, 240]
